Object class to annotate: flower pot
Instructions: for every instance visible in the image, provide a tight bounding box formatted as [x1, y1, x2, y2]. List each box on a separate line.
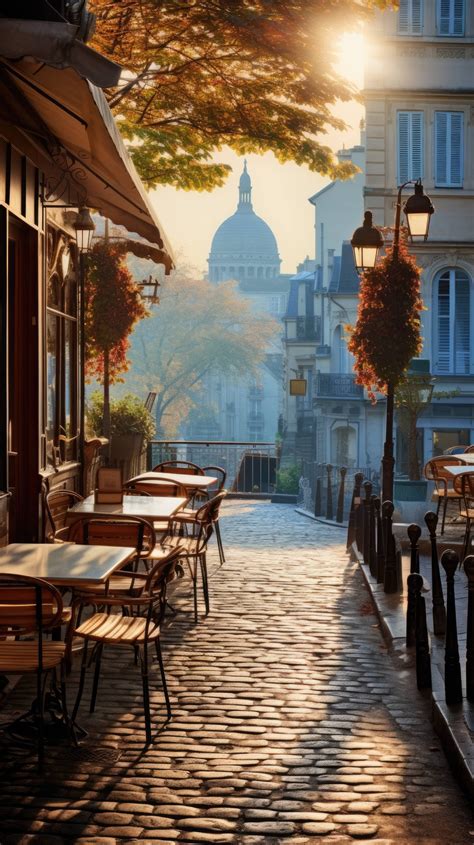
[393, 478, 429, 524]
[109, 434, 144, 482]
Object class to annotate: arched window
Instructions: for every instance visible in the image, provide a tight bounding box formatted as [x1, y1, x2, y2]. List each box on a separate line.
[433, 268, 471, 374]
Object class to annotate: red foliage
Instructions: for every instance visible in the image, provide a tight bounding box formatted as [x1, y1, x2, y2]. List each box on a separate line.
[85, 242, 148, 383]
[347, 244, 423, 402]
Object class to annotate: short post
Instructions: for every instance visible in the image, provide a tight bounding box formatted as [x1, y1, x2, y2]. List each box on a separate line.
[314, 465, 322, 517]
[374, 497, 385, 583]
[347, 471, 363, 551]
[440, 549, 463, 705]
[463, 555, 474, 703]
[406, 523, 421, 647]
[408, 572, 432, 690]
[336, 466, 347, 524]
[355, 475, 365, 553]
[362, 481, 372, 565]
[424, 511, 446, 637]
[326, 464, 333, 521]
[369, 494, 377, 578]
[383, 501, 398, 593]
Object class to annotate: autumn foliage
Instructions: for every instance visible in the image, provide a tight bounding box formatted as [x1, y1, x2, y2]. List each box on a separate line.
[347, 245, 423, 402]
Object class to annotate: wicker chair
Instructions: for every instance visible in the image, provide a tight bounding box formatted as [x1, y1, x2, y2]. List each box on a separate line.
[453, 472, 474, 560]
[71, 546, 182, 744]
[424, 456, 464, 534]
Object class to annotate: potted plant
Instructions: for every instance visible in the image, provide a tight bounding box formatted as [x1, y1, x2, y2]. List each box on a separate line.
[394, 367, 434, 505]
[87, 391, 156, 479]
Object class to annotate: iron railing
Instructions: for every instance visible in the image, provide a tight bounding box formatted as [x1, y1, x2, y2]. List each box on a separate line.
[147, 440, 277, 494]
[296, 316, 321, 341]
[297, 460, 380, 522]
[316, 373, 364, 399]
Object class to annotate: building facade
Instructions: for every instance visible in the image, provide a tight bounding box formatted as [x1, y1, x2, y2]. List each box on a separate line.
[365, 0, 474, 465]
[186, 164, 291, 443]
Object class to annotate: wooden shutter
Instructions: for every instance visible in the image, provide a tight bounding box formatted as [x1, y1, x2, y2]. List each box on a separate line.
[397, 112, 423, 184]
[438, 0, 464, 34]
[435, 112, 463, 187]
[453, 0, 465, 34]
[399, 0, 423, 33]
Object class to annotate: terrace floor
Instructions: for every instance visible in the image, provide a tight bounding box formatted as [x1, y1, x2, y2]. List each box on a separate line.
[0, 501, 473, 844]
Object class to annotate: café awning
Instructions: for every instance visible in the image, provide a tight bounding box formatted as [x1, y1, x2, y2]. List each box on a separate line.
[0, 50, 174, 270]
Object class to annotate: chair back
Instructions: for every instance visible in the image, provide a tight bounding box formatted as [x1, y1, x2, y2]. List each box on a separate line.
[192, 492, 227, 550]
[464, 445, 474, 453]
[202, 466, 227, 495]
[152, 460, 204, 475]
[444, 445, 467, 455]
[0, 574, 63, 637]
[122, 485, 151, 497]
[69, 517, 156, 557]
[45, 489, 84, 541]
[125, 479, 188, 498]
[454, 472, 474, 506]
[424, 456, 463, 482]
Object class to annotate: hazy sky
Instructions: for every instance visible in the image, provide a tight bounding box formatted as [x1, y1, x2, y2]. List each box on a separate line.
[149, 33, 365, 276]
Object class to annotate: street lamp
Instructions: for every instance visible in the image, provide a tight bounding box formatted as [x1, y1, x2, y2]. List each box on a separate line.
[350, 180, 435, 502]
[74, 206, 95, 491]
[351, 211, 385, 272]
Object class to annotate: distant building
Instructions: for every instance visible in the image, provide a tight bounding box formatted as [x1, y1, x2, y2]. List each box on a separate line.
[186, 163, 292, 442]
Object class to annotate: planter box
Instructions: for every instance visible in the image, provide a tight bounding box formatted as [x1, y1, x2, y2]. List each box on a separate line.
[109, 434, 144, 482]
[394, 479, 429, 524]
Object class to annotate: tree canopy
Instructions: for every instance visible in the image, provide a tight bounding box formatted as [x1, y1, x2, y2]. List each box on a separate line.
[118, 272, 278, 435]
[91, 0, 390, 191]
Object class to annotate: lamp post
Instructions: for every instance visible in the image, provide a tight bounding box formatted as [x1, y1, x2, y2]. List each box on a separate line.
[351, 180, 434, 503]
[74, 207, 95, 489]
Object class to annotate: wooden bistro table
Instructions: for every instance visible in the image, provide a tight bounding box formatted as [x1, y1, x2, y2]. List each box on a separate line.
[67, 494, 187, 528]
[127, 471, 216, 496]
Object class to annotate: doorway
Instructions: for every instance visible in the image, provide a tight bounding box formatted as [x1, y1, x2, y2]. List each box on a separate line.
[8, 217, 39, 541]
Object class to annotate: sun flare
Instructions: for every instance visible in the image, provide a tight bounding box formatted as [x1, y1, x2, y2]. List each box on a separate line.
[336, 31, 366, 89]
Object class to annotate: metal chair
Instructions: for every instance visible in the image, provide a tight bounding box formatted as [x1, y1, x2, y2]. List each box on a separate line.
[68, 517, 157, 581]
[464, 445, 474, 453]
[0, 574, 72, 769]
[44, 489, 83, 542]
[152, 460, 204, 475]
[201, 467, 227, 565]
[424, 456, 464, 534]
[71, 547, 182, 744]
[454, 472, 474, 560]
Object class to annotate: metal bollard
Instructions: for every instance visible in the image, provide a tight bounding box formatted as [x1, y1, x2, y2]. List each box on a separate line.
[463, 555, 474, 703]
[424, 511, 446, 637]
[314, 465, 322, 517]
[406, 524, 422, 647]
[337, 466, 347, 524]
[440, 549, 463, 705]
[362, 481, 372, 566]
[374, 497, 385, 584]
[355, 475, 365, 553]
[326, 464, 333, 521]
[383, 501, 398, 594]
[408, 572, 432, 690]
[369, 494, 377, 578]
[347, 471, 363, 551]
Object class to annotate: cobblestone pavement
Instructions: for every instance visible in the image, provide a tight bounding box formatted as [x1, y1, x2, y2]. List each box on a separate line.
[0, 501, 473, 845]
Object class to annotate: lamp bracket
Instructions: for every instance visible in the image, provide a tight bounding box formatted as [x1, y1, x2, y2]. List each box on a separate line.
[41, 142, 88, 208]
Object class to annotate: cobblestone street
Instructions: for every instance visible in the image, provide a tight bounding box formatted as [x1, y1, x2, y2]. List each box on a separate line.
[0, 500, 473, 844]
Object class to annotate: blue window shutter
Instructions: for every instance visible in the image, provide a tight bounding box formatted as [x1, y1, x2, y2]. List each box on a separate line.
[435, 112, 448, 186]
[435, 112, 463, 187]
[398, 112, 423, 184]
[439, 0, 451, 33]
[453, 0, 465, 34]
[450, 113, 463, 186]
[412, 0, 423, 32]
[454, 272, 470, 373]
[399, 0, 410, 31]
[411, 112, 423, 179]
[398, 113, 410, 183]
[438, 0, 464, 34]
[436, 269, 470, 374]
[437, 272, 451, 373]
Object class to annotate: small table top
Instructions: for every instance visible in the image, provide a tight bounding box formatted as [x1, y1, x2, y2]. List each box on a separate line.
[457, 453, 474, 465]
[0, 543, 136, 587]
[442, 465, 474, 478]
[67, 494, 187, 524]
[128, 471, 216, 490]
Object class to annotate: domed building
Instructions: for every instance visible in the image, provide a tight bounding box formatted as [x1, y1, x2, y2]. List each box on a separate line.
[186, 163, 293, 446]
[208, 161, 281, 285]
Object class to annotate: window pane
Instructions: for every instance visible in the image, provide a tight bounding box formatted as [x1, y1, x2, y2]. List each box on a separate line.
[63, 320, 77, 461]
[46, 314, 58, 459]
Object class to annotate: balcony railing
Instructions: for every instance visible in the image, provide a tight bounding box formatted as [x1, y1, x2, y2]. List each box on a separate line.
[147, 440, 277, 493]
[316, 373, 363, 399]
[296, 316, 321, 342]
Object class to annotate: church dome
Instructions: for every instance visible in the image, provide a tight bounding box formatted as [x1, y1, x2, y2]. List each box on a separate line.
[208, 161, 280, 273]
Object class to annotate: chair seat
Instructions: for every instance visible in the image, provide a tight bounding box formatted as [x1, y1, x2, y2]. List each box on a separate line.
[459, 509, 474, 520]
[75, 612, 159, 644]
[165, 535, 200, 555]
[432, 489, 462, 499]
[0, 641, 66, 672]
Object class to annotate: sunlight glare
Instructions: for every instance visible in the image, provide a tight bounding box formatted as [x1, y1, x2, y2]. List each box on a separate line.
[336, 32, 366, 89]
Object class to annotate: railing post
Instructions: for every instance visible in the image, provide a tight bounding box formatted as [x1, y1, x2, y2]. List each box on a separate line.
[424, 511, 446, 637]
[362, 481, 372, 566]
[347, 471, 363, 551]
[314, 465, 322, 517]
[383, 501, 398, 594]
[146, 440, 153, 471]
[408, 572, 432, 690]
[336, 466, 347, 524]
[369, 494, 377, 578]
[374, 497, 384, 583]
[463, 555, 474, 703]
[440, 549, 463, 705]
[326, 464, 333, 521]
[406, 524, 421, 647]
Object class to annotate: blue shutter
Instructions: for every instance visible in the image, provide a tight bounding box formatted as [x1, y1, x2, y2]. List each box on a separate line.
[454, 272, 470, 373]
[411, 112, 423, 179]
[398, 112, 423, 184]
[437, 272, 451, 373]
[435, 112, 463, 187]
[439, 0, 451, 33]
[412, 0, 423, 32]
[398, 113, 410, 183]
[438, 0, 464, 34]
[399, 0, 410, 31]
[435, 112, 448, 186]
[450, 113, 463, 186]
[453, 0, 465, 34]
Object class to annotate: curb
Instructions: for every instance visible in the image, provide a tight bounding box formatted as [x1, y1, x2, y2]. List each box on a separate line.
[295, 508, 347, 529]
[354, 543, 474, 801]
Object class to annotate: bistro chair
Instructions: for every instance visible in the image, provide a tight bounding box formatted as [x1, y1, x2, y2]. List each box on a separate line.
[424, 456, 464, 534]
[0, 574, 72, 769]
[68, 517, 157, 581]
[453, 472, 474, 560]
[443, 445, 467, 455]
[44, 489, 83, 542]
[201, 467, 227, 565]
[464, 445, 474, 453]
[71, 547, 182, 744]
[124, 478, 188, 498]
[152, 460, 204, 475]
[165, 492, 227, 622]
